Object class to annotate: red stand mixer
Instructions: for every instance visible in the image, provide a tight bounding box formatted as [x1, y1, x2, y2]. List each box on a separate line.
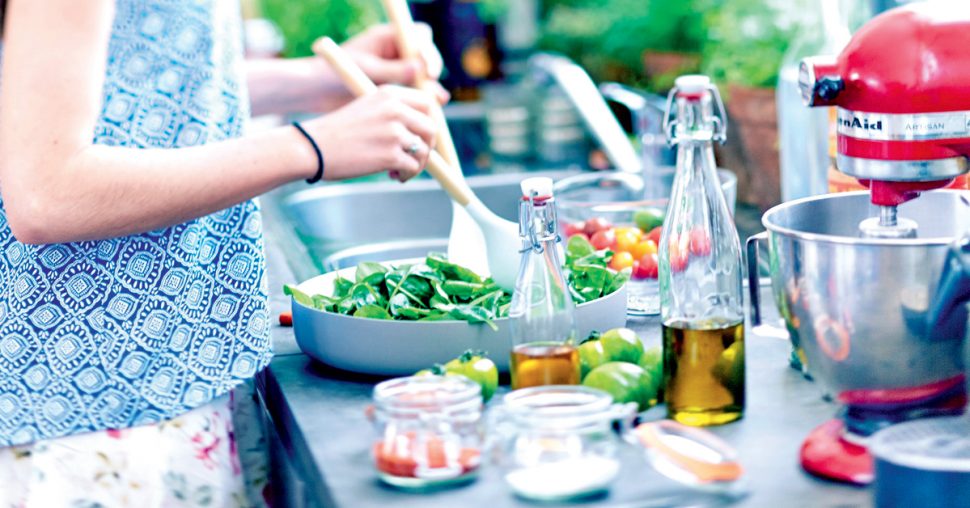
[802, 2, 970, 239]
[793, 2, 970, 484]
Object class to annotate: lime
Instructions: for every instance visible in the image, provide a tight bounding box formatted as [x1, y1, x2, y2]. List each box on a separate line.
[583, 362, 655, 411]
[578, 340, 610, 379]
[599, 328, 644, 364]
[633, 208, 665, 232]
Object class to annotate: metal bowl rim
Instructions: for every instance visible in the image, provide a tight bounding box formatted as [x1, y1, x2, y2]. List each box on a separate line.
[761, 190, 969, 247]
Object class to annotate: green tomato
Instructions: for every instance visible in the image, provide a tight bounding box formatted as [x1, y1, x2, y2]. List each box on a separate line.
[578, 340, 610, 380]
[638, 346, 663, 382]
[443, 350, 499, 402]
[582, 362, 655, 412]
[600, 328, 644, 364]
[633, 208, 665, 232]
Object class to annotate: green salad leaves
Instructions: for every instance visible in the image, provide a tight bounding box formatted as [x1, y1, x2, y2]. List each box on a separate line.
[564, 235, 630, 304]
[285, 242, 628, 328]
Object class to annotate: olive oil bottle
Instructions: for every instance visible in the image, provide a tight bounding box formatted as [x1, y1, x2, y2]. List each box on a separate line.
[508, 177, 579, 390]
[663, 319, 745, 426]
[658, 76, 745, 426]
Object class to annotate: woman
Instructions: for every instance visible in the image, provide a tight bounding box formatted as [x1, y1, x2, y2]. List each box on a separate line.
[0, 0, 444, 505]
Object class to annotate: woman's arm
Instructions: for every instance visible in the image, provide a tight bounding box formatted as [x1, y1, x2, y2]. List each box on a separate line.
[0, 0, 437, 245]
[246, 24, 448, 116]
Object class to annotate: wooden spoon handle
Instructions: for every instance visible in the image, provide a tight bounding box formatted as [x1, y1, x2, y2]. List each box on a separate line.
[380, 0, 463, 172]
[312, 37, 473, 206]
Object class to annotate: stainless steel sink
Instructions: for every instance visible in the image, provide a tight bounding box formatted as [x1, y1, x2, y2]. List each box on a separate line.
[278, 169, 579, 272]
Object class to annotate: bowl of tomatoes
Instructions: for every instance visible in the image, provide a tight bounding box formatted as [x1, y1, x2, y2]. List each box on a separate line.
[554, 169, 737, 315]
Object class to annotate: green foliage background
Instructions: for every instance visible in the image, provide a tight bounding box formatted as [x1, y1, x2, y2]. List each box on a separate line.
[259, 0, 798, 89]
[260, 0, 382, 57]
[700, 0, 796, 88]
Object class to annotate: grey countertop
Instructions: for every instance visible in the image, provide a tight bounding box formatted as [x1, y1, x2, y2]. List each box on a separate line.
[257, 190, 870, 507]
[260, 242, 872, 507]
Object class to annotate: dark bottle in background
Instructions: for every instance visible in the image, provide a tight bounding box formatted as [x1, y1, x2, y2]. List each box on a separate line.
[409, 0, 502, 101]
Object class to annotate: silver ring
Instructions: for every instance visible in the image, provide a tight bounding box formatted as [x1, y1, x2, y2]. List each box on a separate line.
[405, 140, 420, 156]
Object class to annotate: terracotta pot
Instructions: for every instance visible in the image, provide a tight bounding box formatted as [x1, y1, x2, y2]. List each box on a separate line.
[725, 84, 780, 210]
[642, 50, 701, 79]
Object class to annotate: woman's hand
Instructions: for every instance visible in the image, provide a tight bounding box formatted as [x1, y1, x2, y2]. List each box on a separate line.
[341, 23, 449, 103]
[300, 85, 438, 182]
[246, 23, 448, 116]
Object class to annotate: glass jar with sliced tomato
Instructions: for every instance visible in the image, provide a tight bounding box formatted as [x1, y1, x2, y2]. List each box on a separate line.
[560, 205, 666, 316]
[371, 375, 484, 489]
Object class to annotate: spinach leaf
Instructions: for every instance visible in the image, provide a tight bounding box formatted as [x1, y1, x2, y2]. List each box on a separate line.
[605, 270, 631, 295]
[418, 312, 453, 322]
[292, 247, 624, 327]
[441, 280, 494, 300]
[333, 276, 354, 298]
[349, 283, 384, 309]
[353, 305, 392, 320]
[447, 304, 499, 331]
[336, 298, 356, 315]
[283, 284, 314, 307]
[426, 253, 482, 283]
[355, 262, 388, 286]
[312, 294, 340, 312]
[386, 269, 433, 302]
[389, 293, 432, 320]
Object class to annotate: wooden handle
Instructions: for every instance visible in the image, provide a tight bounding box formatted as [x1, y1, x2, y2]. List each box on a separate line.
[312, 37, 473, 207]
[311, 37, 377, 97]
[381, 0, 423, 82]
[380, 0, 463, 173]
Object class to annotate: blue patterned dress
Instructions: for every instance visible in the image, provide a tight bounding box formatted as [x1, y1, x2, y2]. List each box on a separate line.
[0, 0, 273, 447]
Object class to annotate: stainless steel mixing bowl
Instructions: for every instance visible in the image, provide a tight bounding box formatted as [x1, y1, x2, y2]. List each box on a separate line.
[747, 190, 970, 406]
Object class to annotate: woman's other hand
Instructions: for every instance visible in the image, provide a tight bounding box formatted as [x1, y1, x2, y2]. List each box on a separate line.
[247, 23, 447, 116]
[341, 23, 449, 104]
[300, 85, 437, 183]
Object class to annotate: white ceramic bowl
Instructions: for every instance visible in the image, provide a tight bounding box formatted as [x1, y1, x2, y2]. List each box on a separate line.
[291, 261, 628, 376]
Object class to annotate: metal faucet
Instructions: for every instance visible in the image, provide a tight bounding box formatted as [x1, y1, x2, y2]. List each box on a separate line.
[598, 82, 676, 176]
[527, 53, 642, 174]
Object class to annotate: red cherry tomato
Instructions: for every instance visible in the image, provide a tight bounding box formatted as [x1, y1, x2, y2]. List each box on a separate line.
[584, 217, 613, 236]
[634, 253, 659, 279]
[279, 311, 293, 327]
[590, 229, 616, 250]
[647, 226, 662, 246]
[689, 227, 712, 257]
[563, 221, 586, 238]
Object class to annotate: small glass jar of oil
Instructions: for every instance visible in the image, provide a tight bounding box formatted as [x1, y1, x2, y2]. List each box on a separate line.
[508, 177, 579, 390]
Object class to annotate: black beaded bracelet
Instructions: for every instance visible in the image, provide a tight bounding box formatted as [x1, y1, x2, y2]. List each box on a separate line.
[292, 121, 324, 184]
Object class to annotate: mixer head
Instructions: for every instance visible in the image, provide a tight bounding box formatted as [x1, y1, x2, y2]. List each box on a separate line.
[799, 3, 970, 237]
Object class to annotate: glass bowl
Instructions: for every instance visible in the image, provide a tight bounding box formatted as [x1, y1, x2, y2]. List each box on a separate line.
[554, 168, 738, 316]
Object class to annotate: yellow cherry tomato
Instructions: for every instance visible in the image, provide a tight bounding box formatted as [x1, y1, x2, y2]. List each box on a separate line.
[610, 251, 635, 271]
[614, 227, 642, 240]
[631, 240, 658, 260]
[614, 229, 641, 253]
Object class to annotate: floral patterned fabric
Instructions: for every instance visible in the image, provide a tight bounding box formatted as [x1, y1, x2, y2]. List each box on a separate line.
[0, 386, 269, 508]
[0, 0, 272, 447]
